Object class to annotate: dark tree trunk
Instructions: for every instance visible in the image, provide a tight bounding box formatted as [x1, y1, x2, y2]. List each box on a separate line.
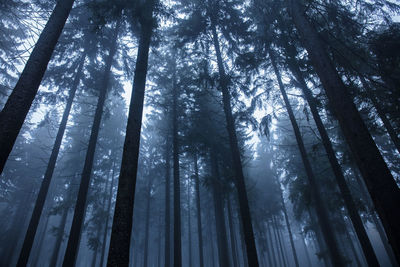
[193, 153, 204, 267]
[210, 150, 230, 267]
[210, 16, 259, 267]
[165, 138, 171, 267]
[107, 2, 155, 265]
[0, 0, 75, 174]
[269, 49, 344, 266]
[283, 46, 380, 266]
[143, 180, 152, 267]
[62, 20, 120, 267]
[99, 162, 117, 267]
[227, 198, 239, 267]
[207, 205, 217, 267]
[172, 58, 182, 267]
[288, 1, 400, 262]
[16, 50, 87, 267]
[278, 180, 299, 267]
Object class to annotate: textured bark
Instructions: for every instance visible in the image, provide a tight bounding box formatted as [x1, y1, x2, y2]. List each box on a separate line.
[62, 21, 120, 267]
[210, 151, 230, 267]
[288, 1, 400, 262]
[210, 15, 259, 267]
[193, 153, 204, 267]
[284, 48, 380, 266]
[16, 50, 87, 267]
[0, 0, 75, 174]
[165, 139, 171, 267]
[269, 49, 344, 266]
[107, 2, 155, 265]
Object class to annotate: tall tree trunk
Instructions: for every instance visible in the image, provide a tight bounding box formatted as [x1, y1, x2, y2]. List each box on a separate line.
[172, 57, 182, 267]
[210, 150, 230, 267]
[283, 46, 380, 266]
[207, 204, 217, 267]
[193, 153, 204, 267]
[210, 15, 259, 267]
[165, 138, 171, 267]
[278, 181, 300, 267]
[288, 1, 400, 262]
[107, 2, 155, 265]
[31, 213, 50, 267]
[266, 222, 278, 267]
[273, 216, 288, 267]
[271, 218, 284, 267]
[99, 162, 116, 267]
[143, 180, 152, 267]
[0, 0, 75, 174]
[187, 179, 193, 267]
[62, 20, 120, 267]
[17, 49, 87, 267]
[269, 49, 344, 266]
[227, 198, 239, 267]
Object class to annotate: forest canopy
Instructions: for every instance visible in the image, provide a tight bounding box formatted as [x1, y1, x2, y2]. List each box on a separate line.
[0, 0, 399, 266]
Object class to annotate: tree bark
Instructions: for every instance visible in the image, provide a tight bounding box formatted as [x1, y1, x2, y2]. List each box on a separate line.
[283, 46, 380, 266]
[107, 2, 155, 265]
[143, 180, 152, 267]
[210, 15, 259, 267]
[227, 198, 239, 267]
[62, 20, 120, 267]
[193, 153, 204, 267]
[269, 49, 344, 266]
[0, 0, 75, 174]
[288, 1, 400, 262]
[16, 49, 87, 267]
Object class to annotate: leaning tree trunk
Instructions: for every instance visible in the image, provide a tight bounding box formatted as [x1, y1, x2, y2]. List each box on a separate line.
[193, 153, 204, 267]
[210, 150, 230, 267]
[107, 2, 155, 266]
[164, 138, 171, 267]
[283, 46, 380, 266]
[210, 14, 259, 267]
[0, 0, 75, 175]
[227, 197, 239, 267]
[288, 1, 400, 262]
[16, 49, 87, 267]
[269, 49, 344, 266]
[62, 20, 120, 267]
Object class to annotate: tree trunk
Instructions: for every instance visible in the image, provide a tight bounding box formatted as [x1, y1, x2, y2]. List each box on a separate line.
[210, 150, 230, 267]
[271, 218, 284, 267]
[31, 213, 50, 267]
[227, 198, 239, 267]
[187, 178, 193, 267]
[165, 138, 171, 267]
[278, 181, 300, 267]
[143, 180, 152, 267]
[0, 0, 75, 174]
[269, 49, 344, 266]
[172, 56, 182, 267]
[62, 20, 120, 267]
[266, 222, 278, 267]
[193, 153, 204, 267]
[283, 45, 380, 266]
[99, 162, 117, 267]
[16, 49, 87, 267]
[288, 1, 400, 262]
[210, 15, 259, 267]
[107, 2, 155, 265]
